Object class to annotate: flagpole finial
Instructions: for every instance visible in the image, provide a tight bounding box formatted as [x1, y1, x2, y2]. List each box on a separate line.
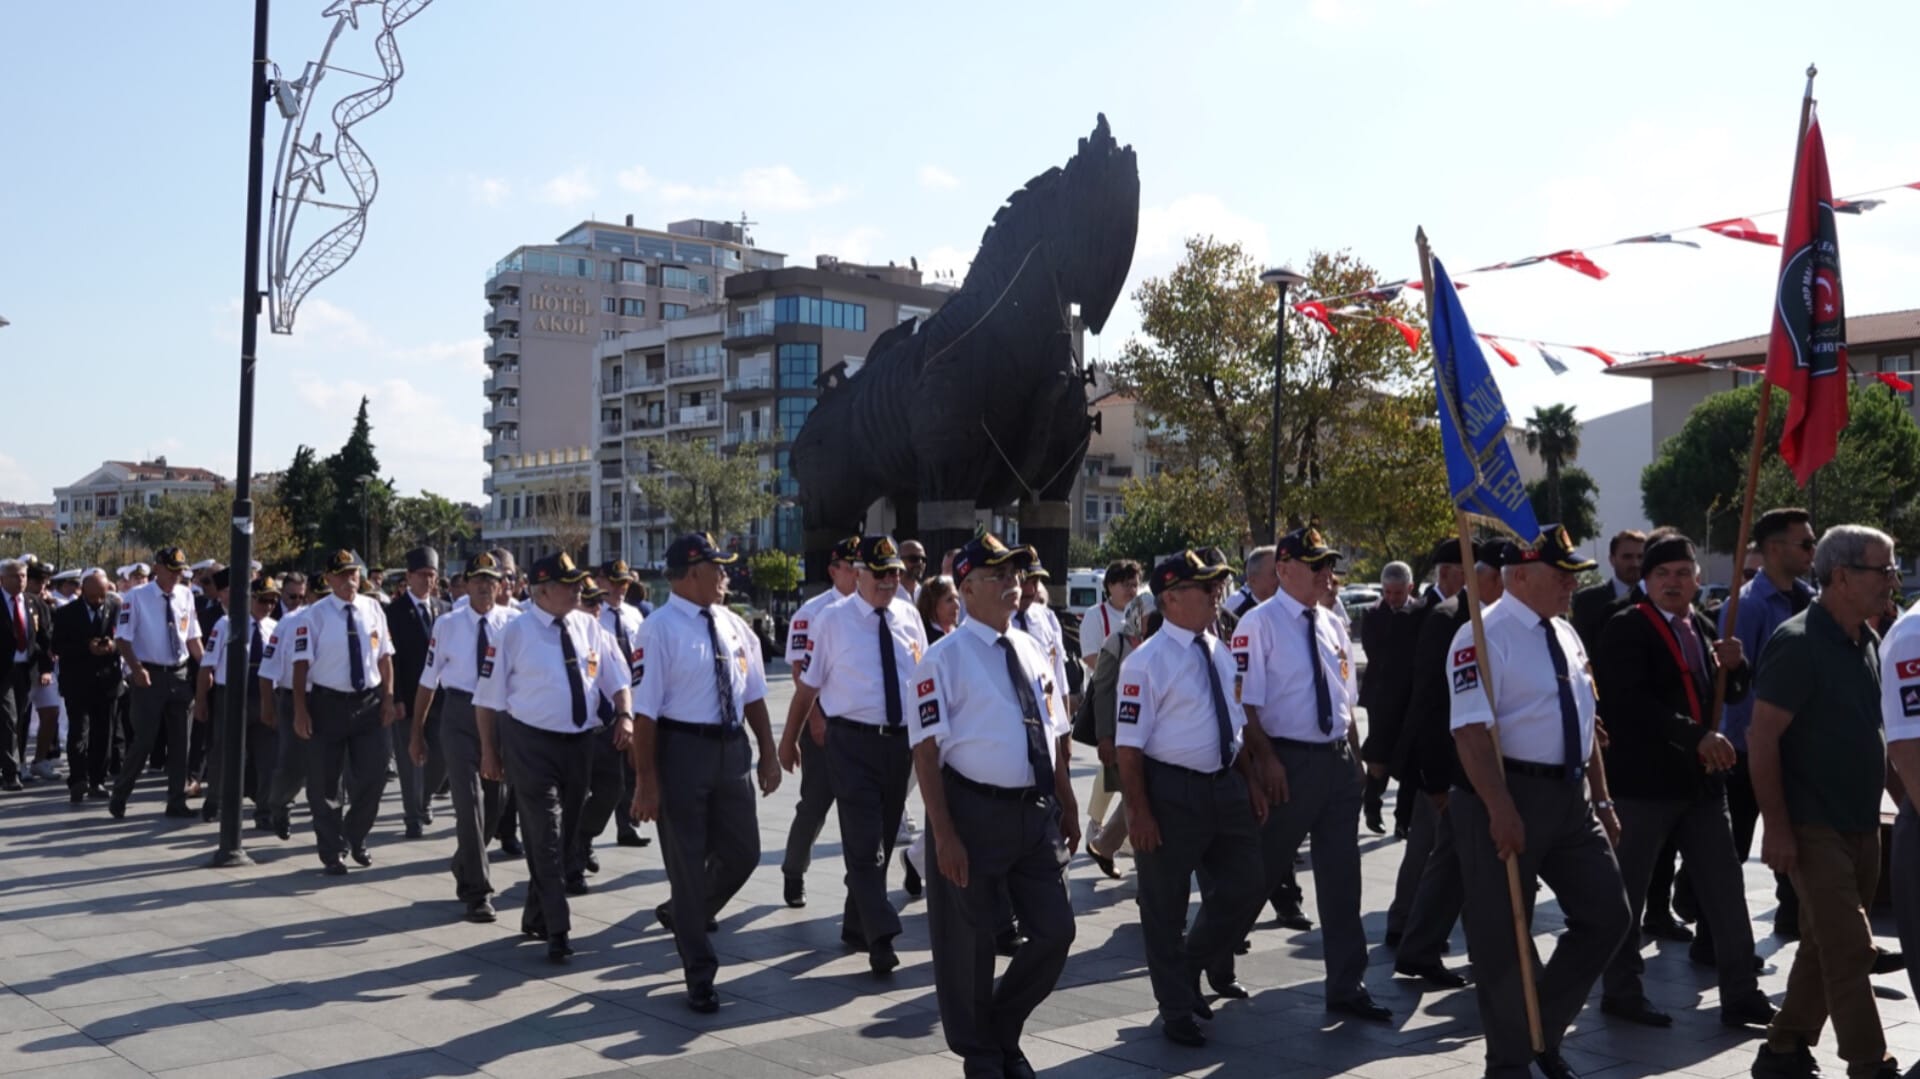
[1806, 63, 1817, 78]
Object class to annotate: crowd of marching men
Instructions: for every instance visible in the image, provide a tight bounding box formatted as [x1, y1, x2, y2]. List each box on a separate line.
[0, 510, 1916, 1079]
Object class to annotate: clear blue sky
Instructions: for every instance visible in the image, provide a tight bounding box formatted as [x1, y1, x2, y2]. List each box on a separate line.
[4, 0, 1917, 505]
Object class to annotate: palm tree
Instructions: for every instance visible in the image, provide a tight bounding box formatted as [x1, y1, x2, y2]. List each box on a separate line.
[1522, 403, 1581, 524]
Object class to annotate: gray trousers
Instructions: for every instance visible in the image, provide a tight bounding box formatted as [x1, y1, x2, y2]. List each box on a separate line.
[570, 720, 625, 876]
[657, 725, 761, 992]
[113, 665, 193, 806]
[926, 775, 1075, 1078]
[266, 688, 308, 817]
[1226, 741, 1368, 1002]
[1891, 799, 1920, 1005]
[780, 726, 834, 879]
[826, 720, 913, 947]
[1453, 774, 1630, 1078]
[1603, 791, 1760, 1008]
[1387, 787, 1440, 937]
[1396, 795, 1464, 969]
[204, 683, 261, 805]
[1135, 760, 1264, 1021]
[439, 690, 505, 905]
[391, 701, 445, 829]
[305, 686, 391, 866]
[500, 717, 593, 937]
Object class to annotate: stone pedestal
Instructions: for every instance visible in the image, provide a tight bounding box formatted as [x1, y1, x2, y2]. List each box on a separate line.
[1018, 501, 1072, 608]
[920, 499, 982, 579]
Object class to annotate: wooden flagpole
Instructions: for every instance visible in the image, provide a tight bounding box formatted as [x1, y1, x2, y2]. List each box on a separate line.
[1416, 226, 1545, 1054]
[1708, 63, 1817, 733]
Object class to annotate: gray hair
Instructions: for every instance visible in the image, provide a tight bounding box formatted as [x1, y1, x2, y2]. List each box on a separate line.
[0, 559, 22, 575]
[1812, 524, 1895, 587]
[1245, 546, 1276, 576]
[1380, 561, 1413, 587]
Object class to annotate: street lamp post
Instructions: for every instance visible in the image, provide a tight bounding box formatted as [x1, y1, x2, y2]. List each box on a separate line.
[1260, 266, 1308, 545]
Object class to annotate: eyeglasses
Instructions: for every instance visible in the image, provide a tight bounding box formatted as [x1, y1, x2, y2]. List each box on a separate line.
[1846, 563, 1903, 581]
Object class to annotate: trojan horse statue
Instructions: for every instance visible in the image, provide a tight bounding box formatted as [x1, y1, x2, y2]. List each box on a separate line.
[791, 114, 1139, 578]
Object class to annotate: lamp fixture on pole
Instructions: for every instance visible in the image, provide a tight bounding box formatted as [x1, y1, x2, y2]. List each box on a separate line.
[1260, 265, 1309, 545]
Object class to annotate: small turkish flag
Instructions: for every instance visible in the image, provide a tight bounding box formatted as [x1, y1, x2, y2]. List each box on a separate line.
[1896, 658, 1920, 680]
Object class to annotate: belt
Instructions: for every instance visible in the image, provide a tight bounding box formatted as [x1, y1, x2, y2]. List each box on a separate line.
[1272, 736, 1346, 753]
[942, 764, 1045, 803]
[1145, 757, 1233, 780]
[828, 716, 907, 737]
[310, 685, 379, 699]
[657, 717, 742, 740]
[141, 661, 188, 674]
[507, 718, 592, 740]
[1504, 758, 1571, 781]
[442, 687, 474, 700]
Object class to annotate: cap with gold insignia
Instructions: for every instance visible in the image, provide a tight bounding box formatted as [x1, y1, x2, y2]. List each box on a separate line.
[463, 552, 503, 580]
[1275, 527, 1339, 565]
[250, 577, 281, 598]
[828, 535, 862, 564]
[1149, 548, 1235, 597]
[1517, 524, 1597, 572]
[951, 532, 1034, 585]
[857, 534, 906, 572]
[323, 549, 365, 575]
[598, 559, 634, 582]
[580, 580, 606, 602]
[528, 551, 590, 586]
[1025, 564, 1052, 581]
[153, 547, 190, 572]
[665, 532, 738, 571]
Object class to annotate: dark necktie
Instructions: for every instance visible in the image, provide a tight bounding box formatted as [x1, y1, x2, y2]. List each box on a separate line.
[249, 622, 264, 667]
[161, 589, 184, 660]
[89, 602, 103, 635]
[1672, 614, 1710, 705]
[996, 636, 1054, 791]
[1540, 617, 1585, 780]
[417, 598, 433, 638]
[1196, 635, 1236, 769]
[475, 617, 491, 684]
[1304, 607, 1333, 734]
[877, 607, 903, 727]
[700, 609, 738, 729]
[1015, 609, 1030, 633]
[558, 617, 589, 728]
[344, 602, 367, 690]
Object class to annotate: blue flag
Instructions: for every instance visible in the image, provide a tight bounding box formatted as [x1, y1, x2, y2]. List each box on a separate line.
[1430, 257, 1541, 539]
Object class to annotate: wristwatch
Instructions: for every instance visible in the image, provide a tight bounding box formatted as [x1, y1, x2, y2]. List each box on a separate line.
[1593, 799, 1615, 811]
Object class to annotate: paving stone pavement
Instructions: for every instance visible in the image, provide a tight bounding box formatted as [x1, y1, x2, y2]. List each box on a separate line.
[1, 668, 1915, 1078]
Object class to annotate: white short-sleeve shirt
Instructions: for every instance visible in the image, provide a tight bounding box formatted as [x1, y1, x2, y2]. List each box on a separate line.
[1232, 588, 1358, 741]
[1878, 605, 1920, 745]
[799, 592, 928, 727]
[115, 580, 201, 666]
[599, 601, 645, 680]
[292, 593, 396, 693]
[907, 616, 1069, 789]
[204, 613, 273, 687]
[785, 586, 853, 674]
[258, 604, 310, 691]
[1115, 621, 1244, 772]
[630, 594, 768, 727]
[422, 603, 519, 695]
[1447, 598, 1597, 766]
[472, 605, 629, 732]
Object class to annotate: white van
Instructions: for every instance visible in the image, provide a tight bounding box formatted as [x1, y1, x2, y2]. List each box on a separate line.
[1065, 568, 1104, 620]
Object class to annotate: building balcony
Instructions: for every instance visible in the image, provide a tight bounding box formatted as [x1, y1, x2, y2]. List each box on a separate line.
[627, 414, 668, 434]
[493, 335, 522, 359]
[484, 306, 520, 336]
[481, 474, 495, 495]
[484, 367, 521, 395]
[626, 369, 666, 392]
[485, 269, 523, 300]
[721, 428, 770, 448]
[668, 359, 721, 382]
[723, 374, 775, 399]
[724, 314, 776, 342]
[485, 403, 520, 427]
[600, 419, 624, 440]
[672, 404, 720, 429]
[482, 442, 501, 463]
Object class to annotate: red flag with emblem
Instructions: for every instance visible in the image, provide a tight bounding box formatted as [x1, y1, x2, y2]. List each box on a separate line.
[1764, 109, 1849, 485]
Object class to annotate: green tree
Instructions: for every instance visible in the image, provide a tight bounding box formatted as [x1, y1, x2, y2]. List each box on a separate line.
[1642, 382, 1920, 552]
[1309, 386, 1456, 566]
[1527, 467, 1600, 545]
[279, 444, 334, 565]
[524, 476, 592, 563]
[1113, 238, 1432, 545]
[118, 490, 297, 569]
[1522, 403, 1582, 524]
[632, 439, 778, 538]
[391, 491, 475, 554]
[322, 398, 383, 554]
[1066, 535, 1104, 569]
[747, 549, 801, 597]
[1100, 470, 1238, 565]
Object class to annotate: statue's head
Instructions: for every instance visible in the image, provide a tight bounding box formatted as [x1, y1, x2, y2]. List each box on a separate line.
[1055, 113, 1139, 335]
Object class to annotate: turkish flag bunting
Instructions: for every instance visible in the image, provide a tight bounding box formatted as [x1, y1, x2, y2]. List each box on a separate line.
[1876, 371, 1914, 393]
[1546, 250, 1609, 280]
[1378, 317, 1422, 355]
[1703, 217, 1782, 246]
[1477, 334, 1521, 368]
[1293, 301, 1338, 334]
[1764, 109, 1849, 486]
[1574, 346, 1619, 367]
[1661, 354, 1708, 365]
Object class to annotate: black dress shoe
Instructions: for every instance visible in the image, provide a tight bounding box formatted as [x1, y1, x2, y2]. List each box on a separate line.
[687, 987, 720, 1014]
[547, 933, 572, 964]
[323, 862, 348, 877]
[349, 847, 372, 868]
[869, 941, 899, 976]
[1364, 801, 1385, 835]
[464, 900, 497, 924]
[498, 835, 524, 857]
[1207, 977, 1251, 999]
[583, 850, 600, 875]
[1003, 1051, 1036, 1079]
[108, 795, 127, 819]
[1327, 993, 1392, 1022]
[164, 801, 196, 819]
[1750, 1041, 1819, 1079]
[404, 821, 423, 839]
[784, 875, 806, 908]
[1272, 901, 1313, 931]
[616, 830, 650, 848]
[1394, 963, 1470, 989]
[564, 875, 589, 896]
[1086, 849, 1121, 880]
[1642, 917, 1694, 943]
[70, 789, 85, 805]
[901, 849, 923, 896]
[1601, 998, 1673, 1027]
[1873, 947, 1907, 975]
[1721, 994, 1776, 1028]
[0, 777, 21, 792]
[201, 800, 220, 822]
[1534, 1049, 1582, 1079]
[1163, 1014, 1207, 1047]
[273, 812, 291, 840]
[995, 928, 1025, 957]
[86, 784, 108, 800]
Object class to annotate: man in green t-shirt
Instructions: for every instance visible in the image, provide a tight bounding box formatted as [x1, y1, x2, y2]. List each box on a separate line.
[1749, 524, 1900, 1079]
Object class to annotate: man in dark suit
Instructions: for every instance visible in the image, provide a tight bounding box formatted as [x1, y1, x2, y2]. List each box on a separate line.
[387, 546, 447, 838]
[1360, 560, 1427, 836]
[0, 558, 54, 791]
[1572, 529, 1646, 656]
[53, 569, 124, 802]
[1594, 529, 1774, 1030]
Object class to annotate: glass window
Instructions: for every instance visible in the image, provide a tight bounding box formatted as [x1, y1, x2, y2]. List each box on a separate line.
[694, 274, 710, 295]
[672, 241, 713, 265]
[603, 297, 618, 314]
[662, 267, 692, 291]
[621, 298, 646, 317]
[777, 396, 815, 435]
[1084, 497, 1099, 523]
[634, 236, 674, 260]
[662, 303, 688, 320]
[602, 330, 621, 340]
[621, 261, 647, 283]
[777, 343, 819, 386]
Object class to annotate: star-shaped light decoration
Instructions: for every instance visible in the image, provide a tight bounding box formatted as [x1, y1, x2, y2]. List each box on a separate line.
[286, 132, 333, 194]
[321, 0, 380, 29]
